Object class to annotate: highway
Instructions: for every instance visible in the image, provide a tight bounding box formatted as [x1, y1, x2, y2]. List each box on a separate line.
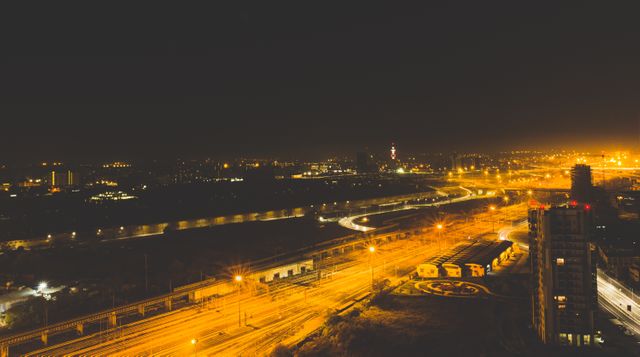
[597, 269, 640, 339]
[17, 202, 529, 355]
[338, 186, 479, 232]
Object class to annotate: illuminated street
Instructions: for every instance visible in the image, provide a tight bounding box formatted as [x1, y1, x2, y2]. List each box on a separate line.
[597, 270, 640, 338]
[14, 202, 528, 356]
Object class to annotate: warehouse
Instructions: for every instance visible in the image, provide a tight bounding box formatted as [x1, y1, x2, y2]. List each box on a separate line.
[417, 240, 515, 278]
[250, 258, 314, 283]
[464, 241, 515, 276]
[417, 241, 486, 278]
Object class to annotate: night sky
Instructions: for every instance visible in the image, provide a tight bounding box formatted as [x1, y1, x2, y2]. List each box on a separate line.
[2, 3, 639, 161]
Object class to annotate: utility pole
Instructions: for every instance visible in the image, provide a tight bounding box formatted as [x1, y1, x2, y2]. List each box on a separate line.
[368, 246, 375, 292]
[43, 302, 48, 329]
[602, 153, 606, 190]
[144, 254, 149, 295]
[237, 285, 242, 327]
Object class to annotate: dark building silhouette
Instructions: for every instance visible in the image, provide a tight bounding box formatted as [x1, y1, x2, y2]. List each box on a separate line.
[356, 152, 369, 173]
[529, 205, 597, 346]
[356, 152, 377, 174]
[571, 164, 593, 203]
[450, 152, 461, 171]
[243, 165, 275, 181]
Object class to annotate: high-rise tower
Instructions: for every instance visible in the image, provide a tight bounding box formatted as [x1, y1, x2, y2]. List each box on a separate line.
[529, 205, 597, 346]
[570, 164, 593, 204]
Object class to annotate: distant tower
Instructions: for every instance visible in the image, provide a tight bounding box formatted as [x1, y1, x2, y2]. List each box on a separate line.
[571, 164, 593, 204]
[356, 152, 370, 174]
[390, 143, 397, 161]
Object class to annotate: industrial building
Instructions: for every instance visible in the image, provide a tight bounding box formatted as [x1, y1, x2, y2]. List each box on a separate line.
[249, 258, 314, 283]
[417, 239, 516, 278]
[181, 258, 315, 301]
[529, 205, 597, 347]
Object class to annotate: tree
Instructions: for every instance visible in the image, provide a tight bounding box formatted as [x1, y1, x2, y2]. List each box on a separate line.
[270, 344, 293, 357]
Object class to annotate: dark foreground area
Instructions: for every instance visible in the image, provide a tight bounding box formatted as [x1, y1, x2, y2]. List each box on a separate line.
[284, 281, 640, 357]
[292, 291, 532, 356]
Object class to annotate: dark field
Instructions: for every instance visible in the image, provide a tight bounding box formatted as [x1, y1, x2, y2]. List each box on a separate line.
[294, 287, 640, 357]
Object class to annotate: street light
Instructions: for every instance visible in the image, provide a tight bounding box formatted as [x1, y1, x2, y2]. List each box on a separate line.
[436, 223, 444, 251]
[234, 275, 243, 327]
[37, 281, 48, 293]
[502, 197, 509, 222]
[190, 338, 198, 356]
[368, 246, 375, 291]
[489, 205, 496, 232]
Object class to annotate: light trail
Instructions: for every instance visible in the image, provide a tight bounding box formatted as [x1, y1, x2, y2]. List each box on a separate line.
[597, 269, 640, 339]
[339, 186, 479, 232]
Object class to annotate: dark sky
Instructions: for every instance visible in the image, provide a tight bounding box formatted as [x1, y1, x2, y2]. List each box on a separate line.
[1, 3, 639, 161]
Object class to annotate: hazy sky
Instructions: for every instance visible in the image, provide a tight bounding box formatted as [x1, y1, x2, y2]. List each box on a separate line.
[1, 3, 639, 161]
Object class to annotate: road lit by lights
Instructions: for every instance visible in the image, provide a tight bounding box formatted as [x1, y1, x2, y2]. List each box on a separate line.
[597, 269, 640, 339]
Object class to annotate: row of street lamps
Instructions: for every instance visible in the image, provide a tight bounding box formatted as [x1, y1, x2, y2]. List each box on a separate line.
[188, 198, 520, 354]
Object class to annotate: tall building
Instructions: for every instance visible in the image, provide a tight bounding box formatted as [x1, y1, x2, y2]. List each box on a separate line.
[48, 170, 80, 188]
[450, 152, 461, 171]
[571, 164, 593, 203]
[529, 205, 597, 346]
[356, 152, 374, 174]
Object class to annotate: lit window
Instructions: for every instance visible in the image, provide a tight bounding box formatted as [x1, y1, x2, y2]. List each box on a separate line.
[583, 335, 590, 345]
[559, 333, 568, 344]
[557, 295, 567, 302]
[557, 258, 565, 266]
